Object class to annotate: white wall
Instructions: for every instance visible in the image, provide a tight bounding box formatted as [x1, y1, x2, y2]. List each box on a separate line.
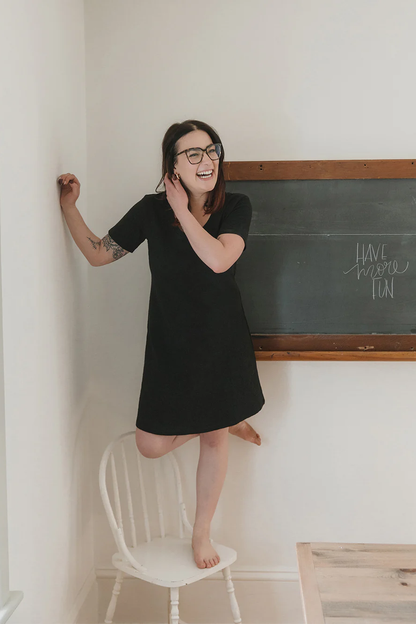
[84, 1, 416, 622]
[0, 2, 95, 623]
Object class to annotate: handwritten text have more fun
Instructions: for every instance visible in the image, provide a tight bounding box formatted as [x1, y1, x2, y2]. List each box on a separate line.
[343, 243, 409, 299]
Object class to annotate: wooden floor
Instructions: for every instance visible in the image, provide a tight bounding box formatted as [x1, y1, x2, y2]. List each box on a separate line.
[296, 542, 416, 623]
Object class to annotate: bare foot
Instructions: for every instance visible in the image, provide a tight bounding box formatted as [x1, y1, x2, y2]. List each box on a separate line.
[192, 527, 220, 569]
[229, 420, 261, 445]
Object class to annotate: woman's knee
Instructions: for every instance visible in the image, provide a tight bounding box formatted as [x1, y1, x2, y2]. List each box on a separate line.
[199, 427, 229, 449]
[135, 428, 168, 459]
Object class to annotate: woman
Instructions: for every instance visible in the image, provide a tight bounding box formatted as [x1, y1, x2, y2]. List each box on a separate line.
[58, 119, 265, 570]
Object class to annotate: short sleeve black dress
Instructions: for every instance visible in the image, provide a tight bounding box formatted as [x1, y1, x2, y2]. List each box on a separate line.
[108, 191, 265, 435]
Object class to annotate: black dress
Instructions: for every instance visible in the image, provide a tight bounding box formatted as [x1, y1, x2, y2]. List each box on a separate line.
[108, 191, 265, 435]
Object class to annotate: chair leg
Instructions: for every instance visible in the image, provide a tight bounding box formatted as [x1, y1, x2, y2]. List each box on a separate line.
[169, 587, 180, 624]
[104, 569, 124, 624]
[222, 566, 242, 624]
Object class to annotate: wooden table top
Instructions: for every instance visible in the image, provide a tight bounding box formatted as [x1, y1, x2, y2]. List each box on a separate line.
[296, 542, 416, 623]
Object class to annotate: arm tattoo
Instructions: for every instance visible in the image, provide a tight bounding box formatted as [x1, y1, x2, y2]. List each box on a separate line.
[101, 234, 129, 260]
[87, 236, 100, 250]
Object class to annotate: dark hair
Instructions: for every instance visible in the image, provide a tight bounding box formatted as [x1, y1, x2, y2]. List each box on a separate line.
[155, 119, 226, 229]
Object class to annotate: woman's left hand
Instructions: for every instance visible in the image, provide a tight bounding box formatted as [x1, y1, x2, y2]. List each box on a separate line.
[164, 173, 189, 218]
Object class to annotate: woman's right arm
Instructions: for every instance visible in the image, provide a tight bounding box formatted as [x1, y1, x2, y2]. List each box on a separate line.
[58, 173, 129, 266]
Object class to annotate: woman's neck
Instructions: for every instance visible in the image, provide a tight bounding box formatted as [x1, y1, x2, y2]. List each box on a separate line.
[189, 192, 209, 215]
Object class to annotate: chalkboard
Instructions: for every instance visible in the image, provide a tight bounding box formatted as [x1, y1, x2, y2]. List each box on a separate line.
[223, 160, 416, 359]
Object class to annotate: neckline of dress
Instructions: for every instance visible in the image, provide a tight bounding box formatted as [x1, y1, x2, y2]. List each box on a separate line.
[202, 214, 212, 229]
[164, 194, 213, 229]
[190, 209, 212, 229]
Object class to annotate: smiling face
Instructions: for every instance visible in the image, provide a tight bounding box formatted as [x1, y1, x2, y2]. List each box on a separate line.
[173, 130, 219, 201]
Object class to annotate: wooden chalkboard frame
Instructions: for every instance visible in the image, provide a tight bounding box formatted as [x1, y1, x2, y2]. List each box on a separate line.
[223, 159, 416, 361]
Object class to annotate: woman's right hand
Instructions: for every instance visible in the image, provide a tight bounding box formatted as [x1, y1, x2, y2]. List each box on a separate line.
[58, 173, 81, 209]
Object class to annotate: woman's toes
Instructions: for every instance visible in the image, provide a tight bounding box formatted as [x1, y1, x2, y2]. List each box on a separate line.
[195, 555, 206, 568]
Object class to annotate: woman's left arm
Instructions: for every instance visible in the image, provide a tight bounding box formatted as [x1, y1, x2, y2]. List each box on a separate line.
[165, 174, 244, 273]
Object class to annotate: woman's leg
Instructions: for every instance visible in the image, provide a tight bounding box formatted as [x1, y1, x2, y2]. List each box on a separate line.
[137, 424, 250, 569]
[192, 427, 229, 569]
[136, 428, 199, 458]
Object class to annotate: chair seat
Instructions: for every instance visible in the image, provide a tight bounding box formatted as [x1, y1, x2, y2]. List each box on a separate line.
[112, 535, 237, 588]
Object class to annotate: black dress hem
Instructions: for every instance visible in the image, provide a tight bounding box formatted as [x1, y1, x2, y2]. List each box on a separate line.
[135, 397, 265, 436]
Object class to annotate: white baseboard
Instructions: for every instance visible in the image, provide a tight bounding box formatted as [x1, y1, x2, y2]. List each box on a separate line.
[96, 565, 299, 582]
[95, 565, 304, 624]
[71, 565, 303, 624]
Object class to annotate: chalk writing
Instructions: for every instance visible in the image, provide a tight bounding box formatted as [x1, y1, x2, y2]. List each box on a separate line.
[343, 243, 409, 299]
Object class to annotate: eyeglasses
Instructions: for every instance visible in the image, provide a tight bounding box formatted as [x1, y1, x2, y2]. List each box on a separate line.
[175, 143, 222, 165]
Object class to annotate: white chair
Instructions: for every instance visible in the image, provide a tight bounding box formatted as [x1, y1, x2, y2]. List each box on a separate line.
[99, 430, 242, 624]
